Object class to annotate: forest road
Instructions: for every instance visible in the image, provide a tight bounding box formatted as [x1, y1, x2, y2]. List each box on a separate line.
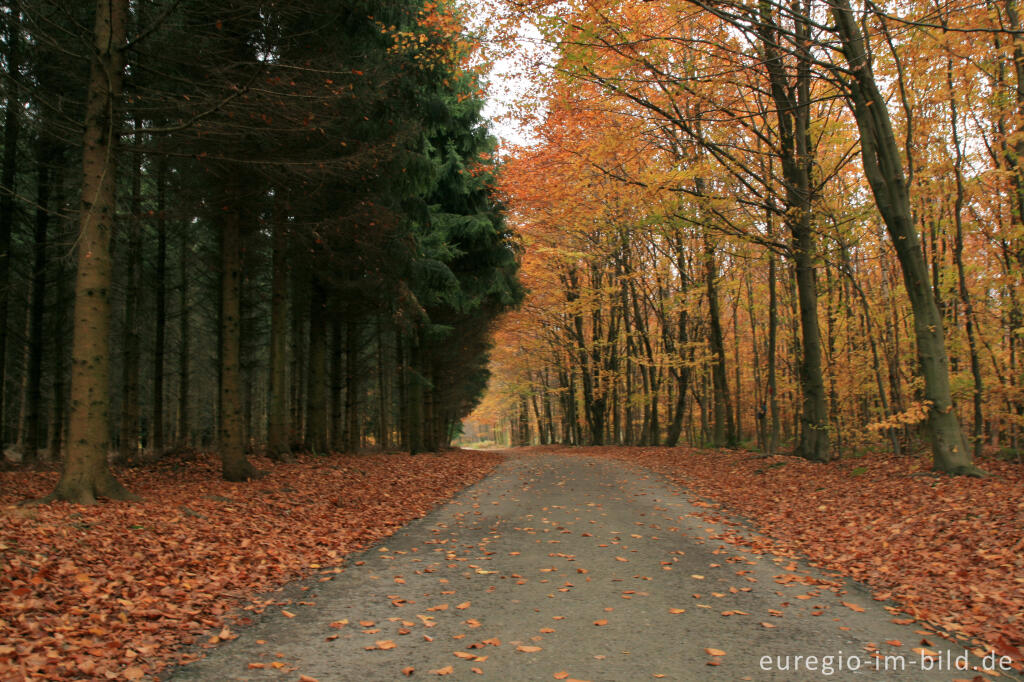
[165, 451, 998, 681]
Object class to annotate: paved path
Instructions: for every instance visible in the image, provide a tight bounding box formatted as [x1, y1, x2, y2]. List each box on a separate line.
[166, 453, 996, 681]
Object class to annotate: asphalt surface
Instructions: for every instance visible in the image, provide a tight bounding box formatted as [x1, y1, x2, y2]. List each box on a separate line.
[164, 452, 1002, 681]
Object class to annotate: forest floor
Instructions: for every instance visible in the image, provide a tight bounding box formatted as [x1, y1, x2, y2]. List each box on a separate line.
[0, 446, 1021, 681]
[0, 450, 501, 680]
[160, 450, 1021, 681]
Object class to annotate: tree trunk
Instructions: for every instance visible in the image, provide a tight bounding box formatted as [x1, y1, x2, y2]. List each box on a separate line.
[830, 0, 977, 474]
[759, 0, 829, 461]
[50, 240, 69, 461]
[49, 0, 136, 503]
[23, 136, 55, 462]
[344, 320, 360, 452]
[218, 190, 258, 481]
[177, 218, 190, 447]
[118, 120, 143, 461]
[0, 0, 21, 447]
[947, 54, 985, 459]
[705, 238, 736, 446]
[305, 280, 328, 453]
[375, 314, 388, 449]
[289, 269, 307, 448]
[767, 219, 780, 454]
[267, 204, 290, 458]
[330, 317, 343, 451]
[152, 155, 167, 454]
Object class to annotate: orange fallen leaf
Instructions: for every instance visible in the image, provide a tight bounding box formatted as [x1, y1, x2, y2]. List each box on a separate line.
[282, 610, 296, 618]
[841, 602, 865, 613]
[669, 608, 686, 614]
[760, 622, 776, 628]
[705, 648, 726, 656]
[430, 665, 454, 675]
[554, 673, 569, 680]
[376, 640, 397, 650]
[402, 667, 415, 676]
[454, 652, 475, 659]
[456, 601, 471, 610]
[594, 619, 608, 626]
[518, 645, 543, 653]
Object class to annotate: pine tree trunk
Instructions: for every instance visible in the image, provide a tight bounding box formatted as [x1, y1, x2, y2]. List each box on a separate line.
[267, 207, 290, 458]
[330, 317, 343, 451]
[344, 321, 360, 452]
[152, 156, 167, 455]
[375, 314, 388, 449]
[218, 192, 257, 481]
[0, 1, 21, 448]
[50, 249, 69, 461]
[305, 281, 328, 453]
[177, 219, 190, 447]
[289, 269, 307, 448]
[118, 121, 143, 461]
[49, 0, 136, 503]
[23, 136, 55, 462]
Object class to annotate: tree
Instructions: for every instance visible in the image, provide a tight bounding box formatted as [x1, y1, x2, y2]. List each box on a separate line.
[46, 0, 136, 503]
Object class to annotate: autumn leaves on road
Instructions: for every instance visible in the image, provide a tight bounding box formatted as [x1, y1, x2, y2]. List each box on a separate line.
[3, 448, 1022, 680]
[167, 452, 1010, 681]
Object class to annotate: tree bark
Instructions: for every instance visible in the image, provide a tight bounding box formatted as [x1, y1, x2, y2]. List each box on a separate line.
[218, 190, 258, 481]
[946, 53, 984, 459]
[344, 320, 360, 452]
[118, 120, 143, 461]
[330, 317, 343, 451]
[758, 0, 829, 461]
[305, 280, 328, 453]
[267, 203, 290, 458]
[830, 0, 978, 474]
[49, 0, 136, 503]
[705, 238, 736, 446]
[23, 136, 55, 461]
[152, 156, 167, 454]
[177, 218, 190, 447]
[0, 0, 21, 447]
